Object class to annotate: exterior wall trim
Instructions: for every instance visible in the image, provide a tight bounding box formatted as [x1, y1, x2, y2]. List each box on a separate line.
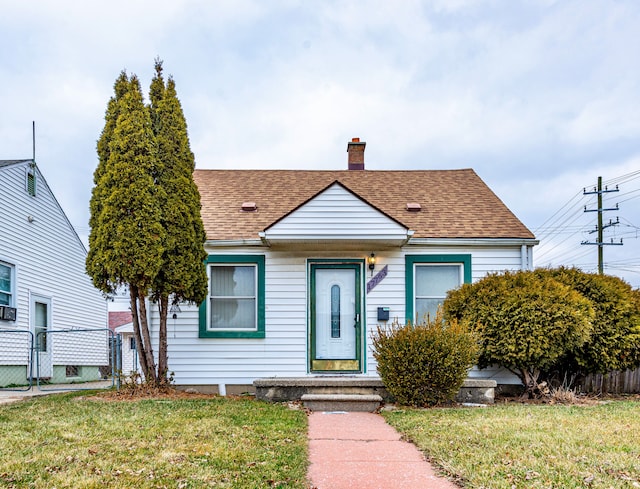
[198, 254, 266, 338]
[308, 260, 364, 373]
[407, 238, 539, 246]
[404, 254, 472, 323]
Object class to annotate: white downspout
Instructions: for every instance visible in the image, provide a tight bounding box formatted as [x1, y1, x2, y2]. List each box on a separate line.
[521, 245, 528, 271]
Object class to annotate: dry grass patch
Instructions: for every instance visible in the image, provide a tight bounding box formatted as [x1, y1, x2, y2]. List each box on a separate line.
[383, 399, 640, 488]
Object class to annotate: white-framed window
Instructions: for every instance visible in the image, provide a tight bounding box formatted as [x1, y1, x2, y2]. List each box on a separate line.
[414, 264, 463, 320]
[199, 255, 265, 338]
[0, 261, 14, 306]
[209, 264, 258, 330]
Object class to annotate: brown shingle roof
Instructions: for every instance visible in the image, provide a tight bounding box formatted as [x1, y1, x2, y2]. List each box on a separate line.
[194, 169, 535, 241]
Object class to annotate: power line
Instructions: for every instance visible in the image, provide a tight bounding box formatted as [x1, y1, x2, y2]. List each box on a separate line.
[533, 170, 640, 280]
[532, 190, 585, 236]
[604, 170, 640, 186]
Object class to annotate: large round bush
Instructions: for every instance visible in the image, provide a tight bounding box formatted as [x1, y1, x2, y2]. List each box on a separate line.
[534, 267, 640, 376]
[443, 270, 594, 395]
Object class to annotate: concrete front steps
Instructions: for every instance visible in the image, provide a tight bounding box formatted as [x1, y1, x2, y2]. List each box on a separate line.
[253, 377, 496, 412]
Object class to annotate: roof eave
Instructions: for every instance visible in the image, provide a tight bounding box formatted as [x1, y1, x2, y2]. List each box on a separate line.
[204, 239, 265, 248]
[406, 237, 539, 246]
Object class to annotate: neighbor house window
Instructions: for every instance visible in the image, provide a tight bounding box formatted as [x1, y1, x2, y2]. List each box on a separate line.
[405, 255, 471, 323]
[66, 365, 80, 377]
[129, 337, 136, 350]
[0, 261, 14, 306]
[199, 255, 265, 338]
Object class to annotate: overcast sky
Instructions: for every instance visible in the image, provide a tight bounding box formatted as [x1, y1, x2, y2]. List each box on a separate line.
[1, 0, 639, 287]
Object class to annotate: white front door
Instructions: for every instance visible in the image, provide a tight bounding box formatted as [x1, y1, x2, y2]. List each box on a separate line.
[311, 264, 361, 372]
[32, 295, 52, 379]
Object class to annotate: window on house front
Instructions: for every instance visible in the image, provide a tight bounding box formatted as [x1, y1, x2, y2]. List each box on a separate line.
[210, 265, 257, 329]
[405, 255, 471, 323]
[130, 337, 136, 350]
[199, 255, 265, 338]
[414, 265, 462, 320]
[0, 262, 14, 306]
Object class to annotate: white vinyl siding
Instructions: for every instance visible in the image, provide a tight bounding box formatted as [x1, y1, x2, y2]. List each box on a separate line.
[264, 183, 409, 242]
[152, 243, 526, 386]
[0, 161, 107, 369]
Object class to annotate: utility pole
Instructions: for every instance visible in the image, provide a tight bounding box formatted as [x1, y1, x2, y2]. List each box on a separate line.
[581, 176, 622, 274]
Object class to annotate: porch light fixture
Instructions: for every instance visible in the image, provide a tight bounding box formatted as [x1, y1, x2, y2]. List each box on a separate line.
[170, 303, 181, 320]
[368, 253, 376, 275]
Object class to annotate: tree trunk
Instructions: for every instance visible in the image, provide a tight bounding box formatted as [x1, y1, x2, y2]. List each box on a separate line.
[157, 294, 168, 384]
[136, 288, 158, 384]
[129, 285, 150, 380]
[520, 368, 545, 399]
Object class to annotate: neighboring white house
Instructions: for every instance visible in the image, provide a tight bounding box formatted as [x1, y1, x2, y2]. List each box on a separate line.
[108, 311, 138, 377]
[0, 159, 108, 387]
[148, 139, 538, 394]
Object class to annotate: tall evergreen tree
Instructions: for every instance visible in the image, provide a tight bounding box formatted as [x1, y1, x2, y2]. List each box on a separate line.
[87, 73, 165, 384]
[148, 60, 207, 381]
[88, 62, 207, 385]
[88, 71, 129, 293]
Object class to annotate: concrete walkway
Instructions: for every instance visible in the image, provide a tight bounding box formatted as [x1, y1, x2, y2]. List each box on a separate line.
[308, 411, 460, 489]
[0, 381, 113, 404]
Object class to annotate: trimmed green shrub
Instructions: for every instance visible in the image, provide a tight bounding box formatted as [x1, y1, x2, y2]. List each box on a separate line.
[372, 309, 478, 407]
[444, 270, 595, 396]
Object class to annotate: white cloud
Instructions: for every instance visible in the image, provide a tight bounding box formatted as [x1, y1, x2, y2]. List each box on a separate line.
[1, 0, 640, 285]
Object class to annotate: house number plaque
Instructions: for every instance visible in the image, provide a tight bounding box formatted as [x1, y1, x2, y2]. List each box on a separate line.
[366, 265, 388, 294]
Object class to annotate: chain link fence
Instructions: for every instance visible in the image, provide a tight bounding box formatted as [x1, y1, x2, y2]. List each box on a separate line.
[1, 328, 121, 392]
[0, 329, 33, 391]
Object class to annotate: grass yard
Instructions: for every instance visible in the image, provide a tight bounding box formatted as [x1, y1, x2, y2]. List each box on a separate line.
[383, 400, 640, 489]
[0, 392, 308, 488]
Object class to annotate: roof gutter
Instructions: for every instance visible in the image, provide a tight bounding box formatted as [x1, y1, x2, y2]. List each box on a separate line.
[406, 237, 539, 247]
[204, 239, 266, 248]
[258, 232, 270, 247]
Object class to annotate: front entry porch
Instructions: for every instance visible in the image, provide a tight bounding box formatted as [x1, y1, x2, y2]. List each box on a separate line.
[253, 377, 496, 411]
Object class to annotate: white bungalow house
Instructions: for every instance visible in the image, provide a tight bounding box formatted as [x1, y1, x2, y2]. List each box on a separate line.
[149, 139, 537, 396]
[0, 159, 108, 387]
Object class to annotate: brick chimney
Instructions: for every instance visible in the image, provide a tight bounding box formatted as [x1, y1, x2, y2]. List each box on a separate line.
[347, 137, 366, 170]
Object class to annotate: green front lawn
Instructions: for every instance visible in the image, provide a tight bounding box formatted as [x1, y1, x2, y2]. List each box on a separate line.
[383, 400, 640, 488]
[0, 392, 308, 488]
[3, 391, 639, 488]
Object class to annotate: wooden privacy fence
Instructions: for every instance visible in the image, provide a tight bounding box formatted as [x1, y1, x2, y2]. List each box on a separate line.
[580, 368, 640, 394]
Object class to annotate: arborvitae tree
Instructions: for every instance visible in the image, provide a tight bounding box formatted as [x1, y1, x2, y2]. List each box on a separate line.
[87, 73, 165, 384]
[88, 71, 129, 293]
[148, 60, 207, 381]
[89, 62, 207, 386]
